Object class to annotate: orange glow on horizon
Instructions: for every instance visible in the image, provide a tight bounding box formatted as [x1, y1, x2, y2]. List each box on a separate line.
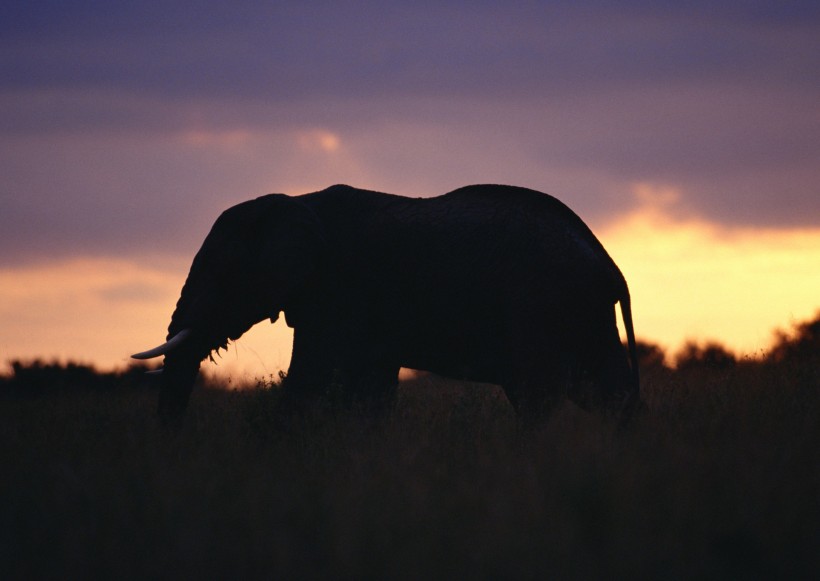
[601, 183, 820, 355]
[0, 257, 295, 380]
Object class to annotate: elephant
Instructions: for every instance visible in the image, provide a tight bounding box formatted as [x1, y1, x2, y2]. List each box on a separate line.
[132, 184, 640, 425]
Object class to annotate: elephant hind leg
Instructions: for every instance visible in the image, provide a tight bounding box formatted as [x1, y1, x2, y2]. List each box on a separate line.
[502, 354, 571, 427]
[346, 363, 400, 416]
[566, 319, 636, 420]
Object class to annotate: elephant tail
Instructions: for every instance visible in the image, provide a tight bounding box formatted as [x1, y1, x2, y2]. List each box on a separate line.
[619, 288, 640, 397]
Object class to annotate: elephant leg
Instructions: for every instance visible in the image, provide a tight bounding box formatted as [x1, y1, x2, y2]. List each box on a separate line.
[503, 377, 567, 427]
[595, 330, 636, 417]
[500, 304, 572, 425]
[502, 341, 571, 426]
[567, 314, 634, 418]
[282, 325, 399, 420]
[345, 362, 400, 416]
[275, 325, 336, 424]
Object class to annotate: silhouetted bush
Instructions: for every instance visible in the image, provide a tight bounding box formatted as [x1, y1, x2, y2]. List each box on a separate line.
[674, 341, 737, 371]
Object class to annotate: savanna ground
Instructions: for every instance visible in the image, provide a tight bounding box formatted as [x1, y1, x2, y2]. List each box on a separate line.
[2, 317, 819, 579]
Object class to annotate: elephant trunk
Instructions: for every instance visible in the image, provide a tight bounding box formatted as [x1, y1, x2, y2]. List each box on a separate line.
[157, 350, 202, 426]
[132, 276, 218, 425]
[132, 328, 205, 425]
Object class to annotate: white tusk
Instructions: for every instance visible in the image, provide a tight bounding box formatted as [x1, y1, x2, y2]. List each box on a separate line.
[131, 329, 192, 360]
[145, 369, 163, 376]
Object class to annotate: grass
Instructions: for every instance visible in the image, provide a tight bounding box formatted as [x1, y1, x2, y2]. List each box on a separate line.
[1, 345, 818, 579]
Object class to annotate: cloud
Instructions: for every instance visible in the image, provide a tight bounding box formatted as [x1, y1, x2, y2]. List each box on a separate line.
[601, 183, 820, 353]
[297, 130, 341, 154]
[3, 2, 818, 101]
[3, 1, 818, 126]
[0, 1, 818, 267]
[96, 281, 170, 303]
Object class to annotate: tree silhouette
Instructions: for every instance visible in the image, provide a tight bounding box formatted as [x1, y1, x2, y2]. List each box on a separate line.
[767, 312, 820, 365]
[634, 340, 669, 371]
[674, 341, 737, 371]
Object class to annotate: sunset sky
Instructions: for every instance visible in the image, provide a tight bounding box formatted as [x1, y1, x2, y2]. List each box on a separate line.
[2, 1, 819, 379]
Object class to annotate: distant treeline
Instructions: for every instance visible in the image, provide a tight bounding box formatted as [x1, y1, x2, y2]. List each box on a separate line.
[0, 360, 161, 396]
[3, 312, 818, 395]
[637, 311, 820, 372]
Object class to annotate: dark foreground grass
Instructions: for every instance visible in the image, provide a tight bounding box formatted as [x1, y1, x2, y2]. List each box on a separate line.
[1, 361, 818, 579]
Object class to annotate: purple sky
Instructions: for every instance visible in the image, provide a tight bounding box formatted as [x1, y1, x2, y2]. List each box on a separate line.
[2, 1, 819, 266]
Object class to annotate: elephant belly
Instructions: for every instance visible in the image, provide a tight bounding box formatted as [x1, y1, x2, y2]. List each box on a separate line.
[403, 358, 504, 386]
[391, 326, 506, 385]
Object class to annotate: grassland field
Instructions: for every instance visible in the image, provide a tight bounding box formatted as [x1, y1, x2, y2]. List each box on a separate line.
[1, 328, 818, 579]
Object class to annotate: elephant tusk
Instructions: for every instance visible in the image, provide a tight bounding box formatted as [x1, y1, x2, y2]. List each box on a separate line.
[145, 369, 163, 376]
[131, 329, 192, 360]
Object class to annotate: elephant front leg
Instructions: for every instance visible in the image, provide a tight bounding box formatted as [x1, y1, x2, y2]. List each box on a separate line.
[274, 326, 336, 425]
[279, 324, 400, 422]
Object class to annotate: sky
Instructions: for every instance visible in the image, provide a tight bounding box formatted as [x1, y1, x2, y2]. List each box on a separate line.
[1, 1, 819, 378]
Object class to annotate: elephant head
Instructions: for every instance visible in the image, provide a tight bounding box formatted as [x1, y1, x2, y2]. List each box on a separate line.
[132, 194, 325, 423]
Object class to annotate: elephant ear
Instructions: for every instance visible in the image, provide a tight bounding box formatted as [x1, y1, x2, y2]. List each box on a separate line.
[254, 194, 326, 310]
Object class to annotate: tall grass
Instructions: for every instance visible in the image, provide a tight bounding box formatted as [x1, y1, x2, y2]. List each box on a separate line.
[1, 325, 818, 579]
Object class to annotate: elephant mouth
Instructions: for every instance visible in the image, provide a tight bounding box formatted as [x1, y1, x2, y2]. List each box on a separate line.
[132, 312, 264, 370]
[131, 329, 194, 360]
[131, 327, 232, 369]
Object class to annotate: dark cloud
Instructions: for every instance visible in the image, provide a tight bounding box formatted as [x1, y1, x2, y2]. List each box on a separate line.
[4, 1, 818, 103]
[1, 1, 818, 264]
